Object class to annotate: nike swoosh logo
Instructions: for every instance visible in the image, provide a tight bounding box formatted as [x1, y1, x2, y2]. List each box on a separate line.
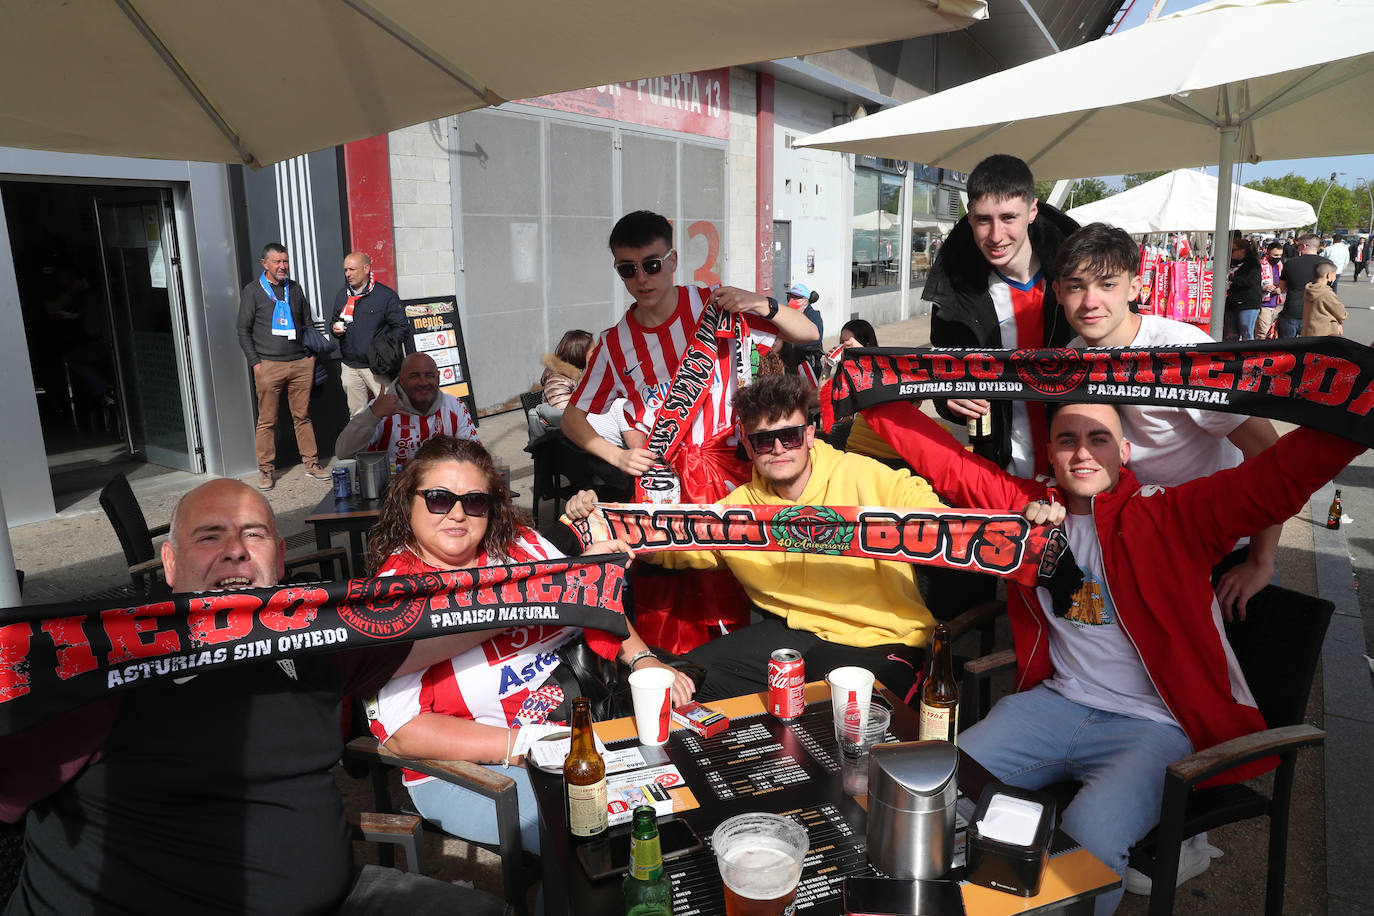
[622, 362, 640, 377]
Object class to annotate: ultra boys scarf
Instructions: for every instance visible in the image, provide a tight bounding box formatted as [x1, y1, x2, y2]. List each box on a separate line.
[636, 290, 749, 503]
[564, 503, 1068, 591]
[0, 557, 629, 735]
[822, 339, 1374, 448]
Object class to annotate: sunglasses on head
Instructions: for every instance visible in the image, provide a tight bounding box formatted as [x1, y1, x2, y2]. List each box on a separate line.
[418, 488, 491, 517]
[613, 250, 674, 280]
[746, 424, 808, 454]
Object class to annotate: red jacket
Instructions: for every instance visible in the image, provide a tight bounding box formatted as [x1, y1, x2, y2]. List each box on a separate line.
[865, 402, 1363, 785]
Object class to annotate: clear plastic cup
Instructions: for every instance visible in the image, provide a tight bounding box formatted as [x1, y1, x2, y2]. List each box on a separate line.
[835, 702, 891, 796]
[712, 812, 809, 916]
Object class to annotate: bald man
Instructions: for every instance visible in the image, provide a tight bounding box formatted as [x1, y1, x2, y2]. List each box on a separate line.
[335, 351, 480, 472]
[1, 479, 506, 915]
[330, 251, 406, 416]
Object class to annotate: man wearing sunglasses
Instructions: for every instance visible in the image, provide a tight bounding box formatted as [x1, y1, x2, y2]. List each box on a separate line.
[567, 373, 948, 702]
[561, 210, 819, 653]
[336, 351, 480, 473]
[1, 478, 509, 915]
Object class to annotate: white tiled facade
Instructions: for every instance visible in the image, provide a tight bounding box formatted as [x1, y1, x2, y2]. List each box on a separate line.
[390, 122, 457, 299]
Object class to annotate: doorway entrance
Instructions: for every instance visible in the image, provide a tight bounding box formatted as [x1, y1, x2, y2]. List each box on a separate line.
[1, 181, 204, 508]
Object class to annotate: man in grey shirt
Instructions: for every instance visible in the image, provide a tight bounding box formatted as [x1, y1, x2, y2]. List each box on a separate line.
[237, 242, 331, 490]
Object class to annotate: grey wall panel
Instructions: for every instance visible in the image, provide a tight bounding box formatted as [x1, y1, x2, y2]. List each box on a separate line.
[0, 195, 56, 524]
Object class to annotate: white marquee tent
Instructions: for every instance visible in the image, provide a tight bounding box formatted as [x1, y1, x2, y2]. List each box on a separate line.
[1065, 169, 1316, 234]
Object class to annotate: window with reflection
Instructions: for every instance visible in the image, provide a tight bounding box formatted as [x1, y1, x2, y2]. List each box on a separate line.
[852, 168, 903, 292]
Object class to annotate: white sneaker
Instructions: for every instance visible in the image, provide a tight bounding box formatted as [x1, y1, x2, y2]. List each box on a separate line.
[1124, 832, 1222, 895]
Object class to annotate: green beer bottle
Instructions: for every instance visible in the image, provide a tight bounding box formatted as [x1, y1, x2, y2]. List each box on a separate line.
[623, 806, 673, 915]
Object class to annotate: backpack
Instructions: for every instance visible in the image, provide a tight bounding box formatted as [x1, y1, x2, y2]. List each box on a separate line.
[367, 334, 406, 377]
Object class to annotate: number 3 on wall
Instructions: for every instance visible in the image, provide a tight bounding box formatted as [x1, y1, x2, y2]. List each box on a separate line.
[687, 220, 721, 287]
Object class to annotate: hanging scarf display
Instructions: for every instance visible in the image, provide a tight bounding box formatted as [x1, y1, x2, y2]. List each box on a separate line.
[564, 503, 1068, 591]
[635, 294, 749, 503]
[261, 273, 296, 340]
[820, 340, 1374, 448]
[0, 556, 630, 735]
[339, 271, 376, 323]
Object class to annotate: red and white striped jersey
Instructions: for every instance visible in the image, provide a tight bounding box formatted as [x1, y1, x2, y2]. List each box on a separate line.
[363, 391, 479, 472]
[570, 285, 775, 441]
[366, 531, 578, 785]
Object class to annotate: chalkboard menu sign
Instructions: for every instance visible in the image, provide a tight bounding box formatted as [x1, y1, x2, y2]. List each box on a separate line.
[401, 296, 477, 422]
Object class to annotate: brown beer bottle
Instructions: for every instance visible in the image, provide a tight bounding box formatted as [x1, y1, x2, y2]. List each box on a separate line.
[1327, 490, 1343, 530]
[966, 411, 992, 443]
[564, 696, 608, 839]
[918, 624, 959, 744]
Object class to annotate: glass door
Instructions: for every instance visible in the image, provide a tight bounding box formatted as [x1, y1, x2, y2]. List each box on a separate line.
[94, 190, 203, 472]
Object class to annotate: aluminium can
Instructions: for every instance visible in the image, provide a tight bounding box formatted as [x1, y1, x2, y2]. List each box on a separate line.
[332, 466, 351, 499]
[768, 648, 805, 721]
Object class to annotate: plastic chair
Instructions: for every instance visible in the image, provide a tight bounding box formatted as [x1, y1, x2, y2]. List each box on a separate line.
[959, 580, 1333, 916]
[345, 736, 530, 916]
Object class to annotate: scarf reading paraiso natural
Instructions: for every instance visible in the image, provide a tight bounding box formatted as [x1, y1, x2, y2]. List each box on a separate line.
[636, 290, 753, 504]
[0, 556, 629, 735]
[563, 503, 1071, 593]
[821, 339, 1374, 447]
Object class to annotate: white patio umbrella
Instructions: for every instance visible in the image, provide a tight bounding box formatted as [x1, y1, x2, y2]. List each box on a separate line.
[796, 0, 1374, 337]
[0, 0, 985, 169]
[1066, 168, 1316, 234]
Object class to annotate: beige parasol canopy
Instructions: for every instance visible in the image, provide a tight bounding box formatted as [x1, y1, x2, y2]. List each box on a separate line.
[0, 0, 986, 168]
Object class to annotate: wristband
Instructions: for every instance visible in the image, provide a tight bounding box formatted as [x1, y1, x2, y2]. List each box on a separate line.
[626, 649, 656, 670]
[765, 297, 779, 321]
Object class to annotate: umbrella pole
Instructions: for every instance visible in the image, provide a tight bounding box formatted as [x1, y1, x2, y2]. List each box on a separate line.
[1208, 126, 1240, 339]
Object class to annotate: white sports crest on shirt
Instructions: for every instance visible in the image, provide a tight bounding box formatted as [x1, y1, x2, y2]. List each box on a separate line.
[1137, 484, 1165, 498]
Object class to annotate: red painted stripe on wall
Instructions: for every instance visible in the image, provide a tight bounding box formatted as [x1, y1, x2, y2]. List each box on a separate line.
[343, 135, 397, 288]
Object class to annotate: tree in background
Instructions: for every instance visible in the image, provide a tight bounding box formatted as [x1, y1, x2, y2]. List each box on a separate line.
[1123, 171, 1169, 189]
[1244, 172, 1361, 234]
[1033, 178, 1117, 207]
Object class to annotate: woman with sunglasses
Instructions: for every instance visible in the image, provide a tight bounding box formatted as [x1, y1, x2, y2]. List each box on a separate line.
[364, 435, 693, 854]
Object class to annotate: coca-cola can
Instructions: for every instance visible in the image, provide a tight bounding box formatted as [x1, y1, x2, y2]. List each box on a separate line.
[769, 648, 805, 721]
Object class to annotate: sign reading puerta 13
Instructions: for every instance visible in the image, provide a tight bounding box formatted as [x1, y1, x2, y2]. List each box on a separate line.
[520, 69, 730, 140]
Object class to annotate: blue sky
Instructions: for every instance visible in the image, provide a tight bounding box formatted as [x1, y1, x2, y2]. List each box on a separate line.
[1098, 0, 1374, 187]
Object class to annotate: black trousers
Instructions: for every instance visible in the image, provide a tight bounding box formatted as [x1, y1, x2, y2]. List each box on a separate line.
[683, 616, 927, 707]
[1354, 261, 1367, 281]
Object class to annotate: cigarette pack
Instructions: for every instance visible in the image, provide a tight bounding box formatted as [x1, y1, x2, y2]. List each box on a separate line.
[671, 701, 729, 738]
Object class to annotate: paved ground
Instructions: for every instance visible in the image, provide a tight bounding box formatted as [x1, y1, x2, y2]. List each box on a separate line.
[13, 285, 1374, 913]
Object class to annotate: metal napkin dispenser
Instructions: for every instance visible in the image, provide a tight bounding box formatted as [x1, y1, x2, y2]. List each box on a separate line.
[866, 740, 959, 879]
[356, 452, 389, 499]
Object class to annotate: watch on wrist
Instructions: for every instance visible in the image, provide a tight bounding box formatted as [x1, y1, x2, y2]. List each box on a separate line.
[765, 297, 779, 320]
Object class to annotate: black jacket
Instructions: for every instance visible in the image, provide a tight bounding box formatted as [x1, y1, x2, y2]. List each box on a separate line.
[1225, 253, 1263, 313]
[922, 202, 1078, 468]
[329, 282, 406, 369]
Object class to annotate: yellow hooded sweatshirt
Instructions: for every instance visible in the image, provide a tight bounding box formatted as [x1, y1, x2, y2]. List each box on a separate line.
[655, 441, 943, 649]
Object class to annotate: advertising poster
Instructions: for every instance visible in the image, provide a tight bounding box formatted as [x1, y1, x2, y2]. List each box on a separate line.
[401, 296, 477, 421]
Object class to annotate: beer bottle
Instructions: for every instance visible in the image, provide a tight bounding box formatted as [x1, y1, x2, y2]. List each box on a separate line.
[918, 624, 959, 744]
[966, 411, 992, 442]
[622, 806, 673, 916]
[564, 696, 608, 839]
[1327, 490, 1343, 530]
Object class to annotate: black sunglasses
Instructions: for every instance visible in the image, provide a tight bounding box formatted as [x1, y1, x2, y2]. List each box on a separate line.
[746, 424, 808, 454]
[613, 250, 673, 280]
[417, 488, 491, 517]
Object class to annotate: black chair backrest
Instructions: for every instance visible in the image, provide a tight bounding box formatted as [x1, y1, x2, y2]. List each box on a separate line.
[99, 473, 155, 566]
[1223, 582, 1333, 730]
[519, 389, 545, 413]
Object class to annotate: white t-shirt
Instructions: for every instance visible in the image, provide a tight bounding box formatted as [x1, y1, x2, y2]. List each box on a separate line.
[1070, 315, 1244, 487]
[1038, 514, 1175, 725]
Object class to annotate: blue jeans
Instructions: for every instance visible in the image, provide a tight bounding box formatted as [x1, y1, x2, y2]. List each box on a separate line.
[407, 765, 543, 854]
[960, 686, 1193, 915]
[1224, 308, 1259, 340]
[1277, 316, 1303, 338]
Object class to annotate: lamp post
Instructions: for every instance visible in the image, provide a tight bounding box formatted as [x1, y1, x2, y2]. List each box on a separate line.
[1315, 171, 1347, 233]
[1364, 179, 1373, 237]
